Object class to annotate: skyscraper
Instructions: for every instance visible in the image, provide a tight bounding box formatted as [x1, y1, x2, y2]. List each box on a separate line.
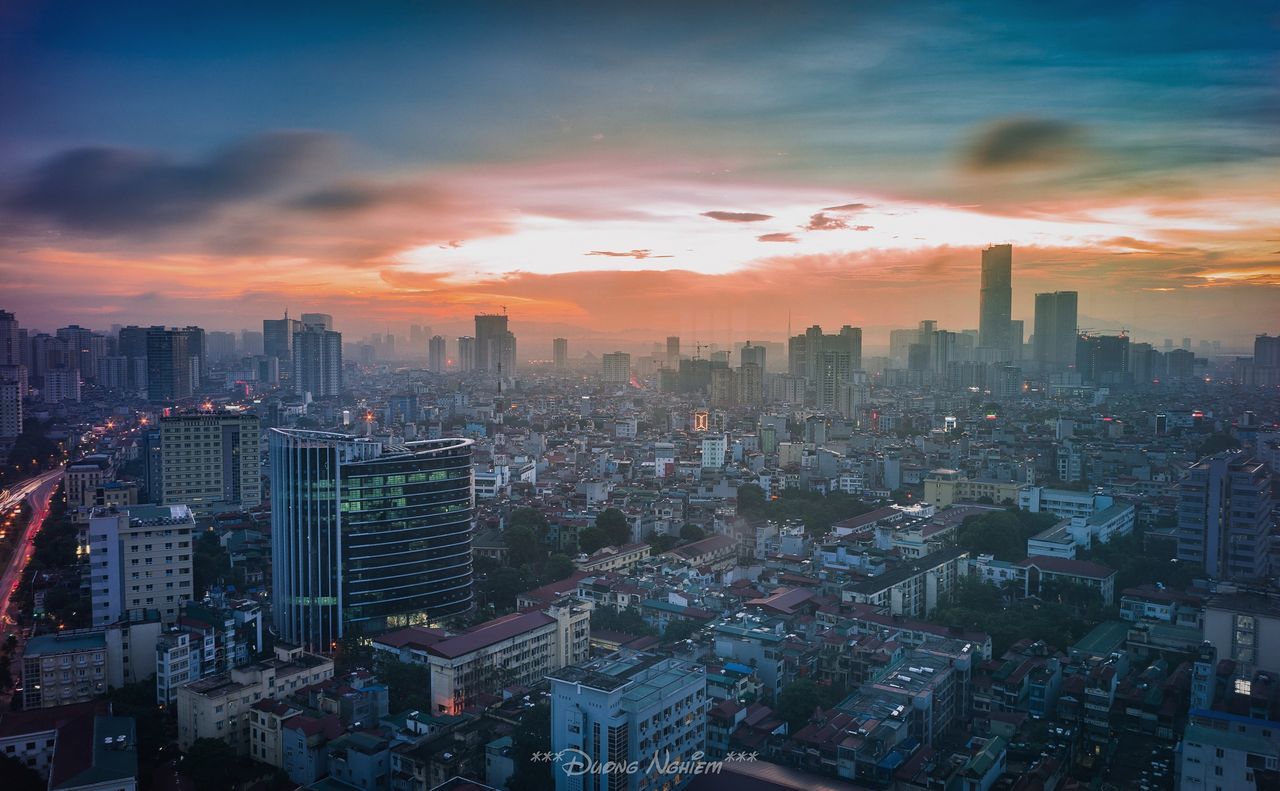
[428, 335, 446, 373]
[552, 337, 568, 369]
[1075, 332, 1130, 385]
[666, 336, 680, 368]
[474, 313, 516, 375]
[270, 430, 475, 650]
[263, 313, 301, 364]
[1033, 291, 1078, 369]
[1176, 452, 1274, 581]
[740, 341, 766, 370]
[978, 244, 1013, 354]
[292, 324, 343, 398]
[146, 326, 196, 402]
[159, 411, 262, 516]
[457, 336, 475, 372]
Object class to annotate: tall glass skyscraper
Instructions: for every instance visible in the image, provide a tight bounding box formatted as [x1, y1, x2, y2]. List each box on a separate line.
[270, 429, 475, 651]
[979, 244, 1013, 354]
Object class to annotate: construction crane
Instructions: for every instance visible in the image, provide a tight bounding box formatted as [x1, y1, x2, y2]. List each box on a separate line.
[693, 342, 709, 360]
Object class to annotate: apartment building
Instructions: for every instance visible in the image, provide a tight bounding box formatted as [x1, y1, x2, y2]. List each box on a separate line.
[841, 546, 970, 617]
[22, 633, 107, 710]
[87, 504, 195, 626]
[574, 541, 651, 573]
[176, 644, 334, 754]
[923, 469, 1026, 507]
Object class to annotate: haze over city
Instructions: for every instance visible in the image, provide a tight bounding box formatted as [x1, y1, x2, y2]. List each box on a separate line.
[2, 1, 1278, 352]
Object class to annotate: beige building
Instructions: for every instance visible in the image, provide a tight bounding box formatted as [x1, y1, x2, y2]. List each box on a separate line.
[64, 456, 113, 513]
[88, 505, 195, 626]
[923, 469, 1026, 507]
[1203, 592, 1280, 677]
[21, 632, 108, 709]
[176, 644, 334, 754]
[574, 541, 651, 573]
[159, 411, 261, 516]
[415, 597, 591, 715]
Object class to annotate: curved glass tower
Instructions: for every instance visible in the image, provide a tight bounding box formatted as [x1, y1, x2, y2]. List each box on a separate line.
[269, 429, 474, 651]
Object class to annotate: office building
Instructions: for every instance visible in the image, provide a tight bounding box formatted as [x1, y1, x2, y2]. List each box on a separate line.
[601, 351, 631, 384]
[1033, 291, 1078, 369]
[158, 412, 261, 516]
[666, 335, 680, 368]
[1176, 452, 1274, 581]
[474, 313, 516, 374]
[88, 504, 196, 626]
[549, 654, 706, 791]
[263, 313, 302, 363]
[21, 632, 107, 708]
[978, 244, 1013, 354]
[553, 337, 569, 369]
[292, 324, 343, 398]
[270, 430, 475, 651]
[56, 325, 98, 381]
[428, 335, 446, 373]
[145, 326, 199, 402]
[118, 325, 150, 391]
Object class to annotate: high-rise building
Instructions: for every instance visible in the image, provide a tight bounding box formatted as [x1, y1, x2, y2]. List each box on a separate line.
[1176, 452, 1274, 581]
[666, 336, 680, 368]
[159, 412, 262, 516]
[0, 378, 20, 439]
[457, 336, 475, 372]
[474, 314, 516, 375]
[239, 329, 264, 357]
[0, 310, 20, 367]
[601, 351, 631, 384]
[146, 326, 197, 402]
[552, 337, 568, 370]
[269, 430, 475, 651]
[42, 369, 81, 404]
[428, 335, 446, 373]
[88, 504, 196, 626]
[1033, 291, 1079, 369]
[292, 324, 343, 398]
[56, 325, 98, 380]
[978, 244, 1013, 354]
[118, 325, 149, 391]
[263, 314, 301, 364]
[1075, 333, 1130, 385]
[299, 313, 333, 331]
[206, 331, 237, 364]
[740, 341, 766, 370]
[788, 324, 862, 408]
[549, 654, 707, 791]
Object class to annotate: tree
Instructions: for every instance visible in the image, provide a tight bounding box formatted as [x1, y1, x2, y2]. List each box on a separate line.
[737, 483, 766, 515]
[596, 508, 631, 546]
[577, 526, 610, 555]
[192, 529, 232, 599]
[1197, 432, 1240, 457]
[775, 678, 845, 732]
[179, 738, 238, 791]
[374, 660, 434, 713]
[0, 754, 44, 791]
[503, 525, 546, 567]
[679, 524, 706, 542]
[479, 566, 535, 611]
[591, 607, 657, 637]
[542, 553, 576, 584]
[509, 507, 549, 536]
[663, 618, 702, 642]
[645, 531, 679, 553]
[508, 702, 552, 791]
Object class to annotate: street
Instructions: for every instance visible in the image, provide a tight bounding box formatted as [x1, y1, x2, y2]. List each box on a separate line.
[0, 467, 64, 630]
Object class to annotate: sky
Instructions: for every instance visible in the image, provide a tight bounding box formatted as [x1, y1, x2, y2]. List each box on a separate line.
[1, 0, 1278, 354]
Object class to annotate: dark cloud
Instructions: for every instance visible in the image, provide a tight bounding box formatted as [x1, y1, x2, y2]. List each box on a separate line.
[804, 212, 848, 231]
[701, 210, 773, 222]
[289, 183, 383, 212]
[822, 202, 871, 212]
[962, 118, 1085, 171]
[586, 249, 673, 259]
[6, 131, 334, 233]
[757, 232, 798, 243]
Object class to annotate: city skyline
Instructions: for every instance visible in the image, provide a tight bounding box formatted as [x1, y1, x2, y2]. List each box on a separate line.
[1, 2, 1277, 344]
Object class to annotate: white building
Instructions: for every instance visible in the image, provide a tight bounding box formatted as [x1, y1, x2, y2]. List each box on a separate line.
[549, 653, 707, 791]
[701, 434, 727, 471]
[87, 504, 195, 627]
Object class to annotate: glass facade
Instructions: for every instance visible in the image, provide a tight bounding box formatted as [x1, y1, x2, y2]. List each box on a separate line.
[271, 429, 474, 651]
